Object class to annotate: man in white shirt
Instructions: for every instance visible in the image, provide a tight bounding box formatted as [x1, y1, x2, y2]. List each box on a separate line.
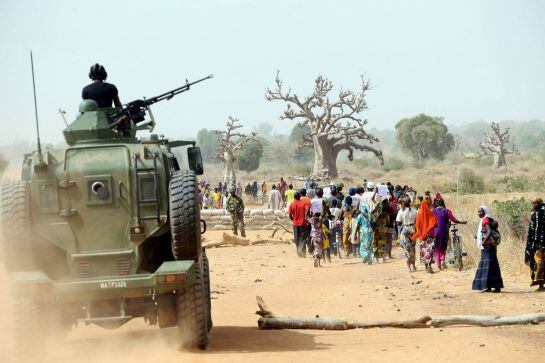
[361, 182, 378, 212]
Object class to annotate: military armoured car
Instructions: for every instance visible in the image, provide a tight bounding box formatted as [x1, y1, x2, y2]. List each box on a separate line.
[0, 76, 213, 352]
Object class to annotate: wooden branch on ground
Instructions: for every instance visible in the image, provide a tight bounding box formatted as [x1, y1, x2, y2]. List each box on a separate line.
[429, 313, 545, 328]
[270, 221, 293, 238]
[255, 297, 545, 330]
[204, 233, 291, 248]
[256, 296, 276, 318]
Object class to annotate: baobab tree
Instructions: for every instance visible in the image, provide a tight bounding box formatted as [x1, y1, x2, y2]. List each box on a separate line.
[266, 72, 383, 178]
[215, 117, 257, 187]
[465, 122, 518, 168]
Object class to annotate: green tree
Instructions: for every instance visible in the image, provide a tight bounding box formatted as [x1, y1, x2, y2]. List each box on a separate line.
[235, 138, 264, 172]
[253, 122, 273, 139]
[289, 124, 314, 162]
[196, 128, 220, 163]
[395, 114, 455, 160]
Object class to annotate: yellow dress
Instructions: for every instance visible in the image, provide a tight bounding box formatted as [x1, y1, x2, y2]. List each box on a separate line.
[322, 224, 330, 249]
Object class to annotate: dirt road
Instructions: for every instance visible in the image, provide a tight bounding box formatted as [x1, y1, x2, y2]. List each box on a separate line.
[1, 230, 544, 363]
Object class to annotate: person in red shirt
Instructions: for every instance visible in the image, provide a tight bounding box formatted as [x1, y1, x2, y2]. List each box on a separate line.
[289, 192, 309, 257]
[299, 188, 313, 255]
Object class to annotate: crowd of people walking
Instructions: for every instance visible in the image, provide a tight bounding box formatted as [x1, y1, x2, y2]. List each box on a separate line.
[200, 177, 545, 293]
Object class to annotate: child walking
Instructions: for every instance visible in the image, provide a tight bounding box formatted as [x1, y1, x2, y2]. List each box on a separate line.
[309, 212, 324, 267]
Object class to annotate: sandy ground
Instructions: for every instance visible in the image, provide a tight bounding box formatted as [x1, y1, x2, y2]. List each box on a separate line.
[1, 230, 545, 363]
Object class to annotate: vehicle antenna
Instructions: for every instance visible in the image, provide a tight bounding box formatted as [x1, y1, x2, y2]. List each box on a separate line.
[58, 108, 69, 126]
[30, 51, 43, 164]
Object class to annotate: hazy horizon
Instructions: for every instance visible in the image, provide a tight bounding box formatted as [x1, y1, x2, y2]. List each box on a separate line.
[1, 0, 544, 145]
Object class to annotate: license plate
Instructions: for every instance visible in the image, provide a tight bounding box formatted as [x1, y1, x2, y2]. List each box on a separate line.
[99, 280, 127, 289]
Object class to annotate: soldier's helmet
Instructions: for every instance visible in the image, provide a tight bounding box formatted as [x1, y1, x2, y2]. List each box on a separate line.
[79, 99, 99, 113]
[228, 186, 236, 193]
[89, 63, 107, 80]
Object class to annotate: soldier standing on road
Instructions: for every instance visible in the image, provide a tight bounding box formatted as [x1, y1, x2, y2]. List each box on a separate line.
[226, 186, 246, 237]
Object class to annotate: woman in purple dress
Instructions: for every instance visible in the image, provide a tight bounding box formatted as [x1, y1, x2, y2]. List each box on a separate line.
[433, 197, 467, 270]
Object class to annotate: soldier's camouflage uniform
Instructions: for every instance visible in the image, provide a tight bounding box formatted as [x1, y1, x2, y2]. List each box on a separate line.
[226, 195, 246, 237]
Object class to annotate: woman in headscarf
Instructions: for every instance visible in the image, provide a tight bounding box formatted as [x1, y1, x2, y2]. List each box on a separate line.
[414, 200, 438, 273]
[396, 197, 418, 272]
[357, 201, 376, 265]
[433, 196, 467, 270]
[472, 206, 504, 293]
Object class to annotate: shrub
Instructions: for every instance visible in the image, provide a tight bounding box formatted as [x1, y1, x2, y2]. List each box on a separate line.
[458, 168, 485, 194]
[498, 176, 529, 192]
[492, 197, 529, 238]
[382, 156, 405, 172]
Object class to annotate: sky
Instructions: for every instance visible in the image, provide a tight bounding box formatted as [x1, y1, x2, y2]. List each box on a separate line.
[0, 0, 544, 145]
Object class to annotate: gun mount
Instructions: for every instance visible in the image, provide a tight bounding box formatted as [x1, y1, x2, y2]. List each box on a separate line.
[63, 74, 213, 145]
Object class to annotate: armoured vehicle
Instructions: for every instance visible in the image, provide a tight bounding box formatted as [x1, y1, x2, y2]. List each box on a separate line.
[0, 75, 213, 352]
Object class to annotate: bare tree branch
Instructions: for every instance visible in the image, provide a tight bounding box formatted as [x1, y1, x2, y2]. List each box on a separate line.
[214, 117, 259, 183]
[266, 72, 382, 177]
[464, 122, 519, 168]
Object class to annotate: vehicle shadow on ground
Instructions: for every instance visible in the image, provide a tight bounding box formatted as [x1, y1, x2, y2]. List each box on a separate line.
[207, 326, 330, 353]
[62, 325, 329, 356]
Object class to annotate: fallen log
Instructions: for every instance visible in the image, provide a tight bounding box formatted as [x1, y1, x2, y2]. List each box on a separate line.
[204, 233, 291, 248]
[256, 296, 276, 318]
[255, 296, 545, 330]
[256, 296, 430, 330]
[348, 315, 432, 329]
[259, 317, 350, 330]
[429, 313, 545, 328]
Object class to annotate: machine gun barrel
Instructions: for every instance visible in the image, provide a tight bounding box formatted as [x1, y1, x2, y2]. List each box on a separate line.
[108, 74, 213, 126]
[144, 74, 214, 106]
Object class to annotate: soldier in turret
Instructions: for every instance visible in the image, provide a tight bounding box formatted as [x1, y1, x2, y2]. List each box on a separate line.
[226, 186, 246, 237]
[82, 63, 122, 108]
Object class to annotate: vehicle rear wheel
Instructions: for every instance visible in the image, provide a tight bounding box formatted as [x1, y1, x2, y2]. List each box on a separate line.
[175, 258, 209, 350]
[0, 181, 34, 271]
[169, 171, 201, 261]
[203, 248, 213, 332]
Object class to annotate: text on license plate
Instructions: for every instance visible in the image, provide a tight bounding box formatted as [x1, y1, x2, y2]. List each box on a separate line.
[100, 281, 127, 289]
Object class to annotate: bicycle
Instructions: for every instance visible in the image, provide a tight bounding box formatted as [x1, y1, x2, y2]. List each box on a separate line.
[449, 223, 466, 271]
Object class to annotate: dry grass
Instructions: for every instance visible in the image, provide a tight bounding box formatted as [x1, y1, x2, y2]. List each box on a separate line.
[443, 192, 532, 277]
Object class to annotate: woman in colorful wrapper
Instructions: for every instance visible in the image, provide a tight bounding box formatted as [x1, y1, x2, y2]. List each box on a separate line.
[396, 197, 418, 272]
[308, 211, 324, 268]
[414, 200, 438, 273]
[357, 201, 376, 265]
[472, 206, 504, 293]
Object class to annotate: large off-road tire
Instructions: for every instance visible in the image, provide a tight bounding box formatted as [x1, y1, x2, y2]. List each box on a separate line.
[169, 171, 201, 261]
[176, 258, 209, 350]
[0, 181, 34, 271]
[202, 248, 213, 332]
[0, 182, 13, 265]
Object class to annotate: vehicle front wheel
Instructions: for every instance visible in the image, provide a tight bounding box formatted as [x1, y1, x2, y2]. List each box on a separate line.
[175, 259, 209, 350]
